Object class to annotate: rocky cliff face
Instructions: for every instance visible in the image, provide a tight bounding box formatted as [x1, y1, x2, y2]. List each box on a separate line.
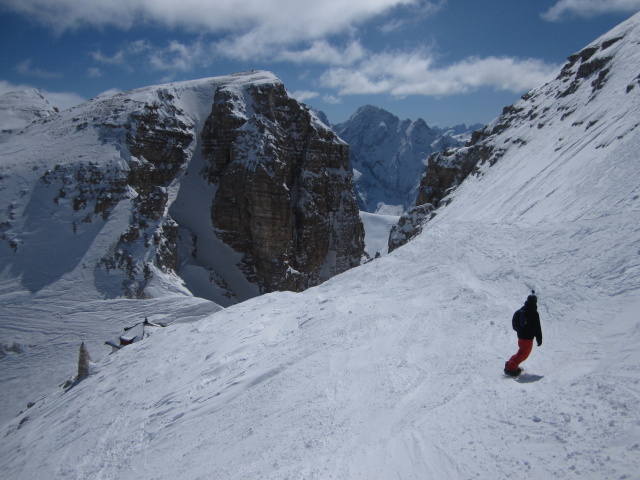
[389, 21, 637, 252]
[200, 79, 364, 293]
[0, 72, 364, 302]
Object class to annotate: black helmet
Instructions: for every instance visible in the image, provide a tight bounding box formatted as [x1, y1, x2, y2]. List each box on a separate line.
[526, 289, 537, 307]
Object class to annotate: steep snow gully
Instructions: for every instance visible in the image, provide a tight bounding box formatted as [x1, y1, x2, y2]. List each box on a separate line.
[1, 12, 640, 480]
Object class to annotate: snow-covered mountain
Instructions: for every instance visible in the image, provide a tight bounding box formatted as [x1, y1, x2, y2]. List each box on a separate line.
[0, 72, 363, 304]
[390, 13, 640, 253]
[1, 13, 640, 480]
[0, 89, 58, 132]
[334, 106, 471, 214]
[0, 72, 364, 427]
[432, 122, 484, 145]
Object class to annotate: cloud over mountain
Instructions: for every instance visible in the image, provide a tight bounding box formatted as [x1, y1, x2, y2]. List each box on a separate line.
[321, 50, 560, 96]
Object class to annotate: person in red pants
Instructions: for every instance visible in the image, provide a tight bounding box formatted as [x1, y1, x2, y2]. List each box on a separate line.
[505, 292, 542, 377]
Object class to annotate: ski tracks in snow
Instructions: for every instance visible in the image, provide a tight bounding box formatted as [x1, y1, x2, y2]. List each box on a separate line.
[2, 209, 639, 479]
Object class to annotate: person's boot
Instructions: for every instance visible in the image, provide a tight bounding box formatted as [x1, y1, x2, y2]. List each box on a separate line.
[504, 361, 522, 377]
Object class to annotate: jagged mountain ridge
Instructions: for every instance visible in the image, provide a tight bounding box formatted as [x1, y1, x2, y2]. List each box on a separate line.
[0, 72, 364, 305]
[334, 105, 475, 214]
[389, 13, 640, 251]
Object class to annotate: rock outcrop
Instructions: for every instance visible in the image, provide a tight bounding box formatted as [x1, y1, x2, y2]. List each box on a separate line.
[201, 79, 364, 293]
[91, 91, 195, 297]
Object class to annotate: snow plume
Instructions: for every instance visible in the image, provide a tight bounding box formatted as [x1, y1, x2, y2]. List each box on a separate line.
[278, 40, 367, 66]
[15, 58, 61, 79]
[0, 80, 85, 111]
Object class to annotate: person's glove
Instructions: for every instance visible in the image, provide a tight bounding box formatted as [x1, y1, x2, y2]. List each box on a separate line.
[537, 340, 542, 347]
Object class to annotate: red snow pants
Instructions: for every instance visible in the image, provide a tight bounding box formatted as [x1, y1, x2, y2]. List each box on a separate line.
[507, 338, 534, 371]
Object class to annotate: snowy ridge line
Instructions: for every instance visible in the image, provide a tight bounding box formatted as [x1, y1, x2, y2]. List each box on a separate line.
[389, 10, 640, 252]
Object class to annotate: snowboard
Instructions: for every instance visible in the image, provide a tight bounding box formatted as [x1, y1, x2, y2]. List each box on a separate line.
[503, 365, 544, 383]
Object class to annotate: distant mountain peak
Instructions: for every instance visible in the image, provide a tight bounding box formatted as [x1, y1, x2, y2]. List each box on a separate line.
[334, 106, 473, 214]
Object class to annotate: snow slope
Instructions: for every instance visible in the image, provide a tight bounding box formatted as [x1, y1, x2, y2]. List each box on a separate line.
[359, 210, 399, 257]
[0, 89, 58, 132]
[1, 14, 640, 480]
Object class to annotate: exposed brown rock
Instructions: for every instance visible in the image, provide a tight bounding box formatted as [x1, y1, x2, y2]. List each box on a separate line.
[202, 80, 364, 293]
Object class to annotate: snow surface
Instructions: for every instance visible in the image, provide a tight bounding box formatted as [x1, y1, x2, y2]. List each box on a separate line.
[359, 211, 399, 257]
[1, 16, 640, 480]
[0, 89, 58, 132]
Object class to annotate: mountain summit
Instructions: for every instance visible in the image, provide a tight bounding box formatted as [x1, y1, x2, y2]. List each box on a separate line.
[0, 71, 364, 305]
[0, 89, 58, 132]
[334, 105, 464, 214]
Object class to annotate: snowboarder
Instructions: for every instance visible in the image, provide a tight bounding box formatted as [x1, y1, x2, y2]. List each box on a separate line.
[504, 291, 542, 377]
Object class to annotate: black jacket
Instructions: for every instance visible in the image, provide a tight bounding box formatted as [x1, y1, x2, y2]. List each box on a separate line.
[513, 299, 542, 344]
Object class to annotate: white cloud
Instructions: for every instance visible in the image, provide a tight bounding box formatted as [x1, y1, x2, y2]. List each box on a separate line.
[292, 90, 320, 102]
[379, 18, 410, 34]
[87, 67, 102, 78]
[148, 40, 208, 71]
[278, 40, 366, 66]
[91, 50, 127, 66]
[92, 40, 207, 73]
[320, 49, 560, 97]
[322, 94, 342, 105]
[379, 0, 446, 33]
[3, 0, 451, 74]
[91, 40, 154, 72]
[0, 80, 31, 95]
[542, 0, 640, 21]
[1, 0, 420, 41]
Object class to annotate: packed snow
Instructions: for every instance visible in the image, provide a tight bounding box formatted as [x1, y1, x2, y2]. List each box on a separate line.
[1, 14, 640, 480]
[359, 210, 399, 257]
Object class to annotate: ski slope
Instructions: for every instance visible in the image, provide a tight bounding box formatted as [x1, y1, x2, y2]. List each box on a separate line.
[1, 193, 638, 478]
[1, 13, 640, 480]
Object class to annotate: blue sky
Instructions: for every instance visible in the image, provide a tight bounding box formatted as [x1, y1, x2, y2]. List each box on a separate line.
[1, 0, 639, 127]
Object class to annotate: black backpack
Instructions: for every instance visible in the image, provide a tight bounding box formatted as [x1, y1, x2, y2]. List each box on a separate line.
[512, 308, 527, 332]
